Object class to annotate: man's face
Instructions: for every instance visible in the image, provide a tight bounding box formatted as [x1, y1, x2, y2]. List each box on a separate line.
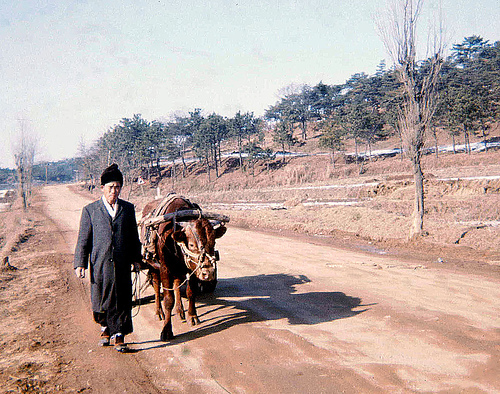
[101, 181, 122, 205]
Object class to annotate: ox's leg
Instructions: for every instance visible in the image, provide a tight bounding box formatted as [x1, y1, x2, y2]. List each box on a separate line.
[160, 280, 175, 341]
[150, 269, 165, 321]
[186, 277, 201, 326]
[173, 279, 186, 322]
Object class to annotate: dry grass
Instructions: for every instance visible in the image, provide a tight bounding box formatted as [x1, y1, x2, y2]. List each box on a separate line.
[120, 145, 500, 265]
[0, 198, 35, 263]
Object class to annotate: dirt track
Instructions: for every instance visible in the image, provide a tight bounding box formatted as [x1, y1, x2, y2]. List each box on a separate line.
[37, 184, 500, 393]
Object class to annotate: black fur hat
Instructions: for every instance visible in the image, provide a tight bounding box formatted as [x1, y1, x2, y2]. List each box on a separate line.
[100, 163, 123, 186]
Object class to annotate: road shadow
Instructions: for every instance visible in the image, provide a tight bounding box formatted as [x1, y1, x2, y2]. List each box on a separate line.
[132, 273, 372, 350]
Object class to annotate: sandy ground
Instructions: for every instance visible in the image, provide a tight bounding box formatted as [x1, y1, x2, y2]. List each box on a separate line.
[1, 183, 500, 393]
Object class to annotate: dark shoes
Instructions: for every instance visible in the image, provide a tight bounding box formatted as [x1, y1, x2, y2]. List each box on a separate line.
[99, 327, 110, 346]
[114, 334, 129, 353]
[98, 329, 129, 352]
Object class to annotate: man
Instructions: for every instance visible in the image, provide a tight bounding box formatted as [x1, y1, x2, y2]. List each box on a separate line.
[74, 164, 142, 353]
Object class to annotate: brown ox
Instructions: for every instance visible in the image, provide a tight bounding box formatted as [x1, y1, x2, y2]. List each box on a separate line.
[140, 196, 226, 341]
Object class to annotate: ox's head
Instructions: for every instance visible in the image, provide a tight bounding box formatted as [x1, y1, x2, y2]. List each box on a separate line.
[172, 218, 227, 281]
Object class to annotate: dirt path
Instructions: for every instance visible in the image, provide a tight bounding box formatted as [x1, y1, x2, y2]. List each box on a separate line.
[39, 184, 500, 393]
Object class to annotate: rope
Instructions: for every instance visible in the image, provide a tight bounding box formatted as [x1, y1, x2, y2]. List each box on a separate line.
[161, 256, 204, 291]
[131, 253, 205, 297]
[132, 270, 142, 317]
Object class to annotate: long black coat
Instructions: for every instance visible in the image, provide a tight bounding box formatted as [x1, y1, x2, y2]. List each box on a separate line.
[74, 198, 142, 327]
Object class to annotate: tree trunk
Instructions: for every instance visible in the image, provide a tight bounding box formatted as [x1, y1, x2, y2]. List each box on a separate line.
[206, 157, 211, 183]
[213, 145, 219, 178]
[218, 142, 222, 173]
[482, 127, 488, 152]
[171, 163, 176, 188]
[464, 125, 471, 154]
[358, 160, 365, 175]
[238, 136, 243, 169]
[432, 127, 439, 158]
[399, 134, 404, 161]
[409, 156, 425, 239]
[354, 138, 359, 162]
[181, 140, 187, 177]
[358, 143, 367, 174]
[20, 181, 27, 210]
[16, 165, 27, 210]
[156, 158, 161, 178]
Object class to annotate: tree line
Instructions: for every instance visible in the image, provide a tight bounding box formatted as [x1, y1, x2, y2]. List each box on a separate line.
[78, 109, 266, 186]
[78, 35, 499, 187]
[0, 160, 79, 187]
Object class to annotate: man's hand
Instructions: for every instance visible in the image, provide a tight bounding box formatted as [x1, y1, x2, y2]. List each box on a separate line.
[75, 267, 86, 278]
[132, 262, 143, 272]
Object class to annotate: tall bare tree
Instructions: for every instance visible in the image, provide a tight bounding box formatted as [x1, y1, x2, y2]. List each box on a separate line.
[378, 0, 444, 238]
[12, 120, 38, 210]
[77, 137, 100, 193]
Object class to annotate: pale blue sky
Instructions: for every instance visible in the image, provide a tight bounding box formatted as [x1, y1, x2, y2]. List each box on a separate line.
[0, 0, 498, 168]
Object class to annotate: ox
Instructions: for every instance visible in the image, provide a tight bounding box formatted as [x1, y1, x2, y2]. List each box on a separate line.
[140, 195, 227, 341]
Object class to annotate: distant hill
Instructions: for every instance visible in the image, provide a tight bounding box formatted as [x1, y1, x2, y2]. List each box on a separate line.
[32, 158, 79, 184]
[0, 168, 16, 187]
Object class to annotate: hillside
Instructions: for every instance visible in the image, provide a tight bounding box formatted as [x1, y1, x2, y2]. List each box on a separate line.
[116, 125, 500, 273]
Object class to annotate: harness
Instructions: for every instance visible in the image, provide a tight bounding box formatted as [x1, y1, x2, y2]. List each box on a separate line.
[138, 195, 220, 291]
[139, 193, 185, 257]
[176, 222, 219, 272]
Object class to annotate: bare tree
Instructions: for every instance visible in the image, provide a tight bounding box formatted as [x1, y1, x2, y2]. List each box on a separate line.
[77, 137, 100, 193]
[12, 120, 38, 210]
[378, 0, 444, 238]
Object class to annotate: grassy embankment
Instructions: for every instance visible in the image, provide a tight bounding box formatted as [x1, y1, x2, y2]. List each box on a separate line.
[120, 128, 500, 266]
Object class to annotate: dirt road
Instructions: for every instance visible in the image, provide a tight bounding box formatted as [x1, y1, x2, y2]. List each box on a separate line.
[41, 184, 500, 393]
